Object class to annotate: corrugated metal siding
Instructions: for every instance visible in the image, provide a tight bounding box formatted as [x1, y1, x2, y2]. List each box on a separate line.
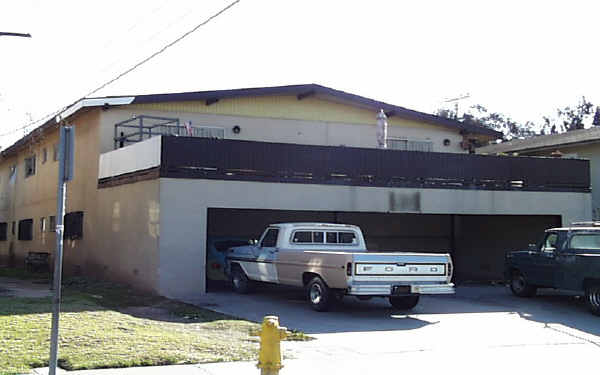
[126, 95, 443, 131]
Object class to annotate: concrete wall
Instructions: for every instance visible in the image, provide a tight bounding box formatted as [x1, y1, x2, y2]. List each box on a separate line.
[98, 95, 471, 154]
[158, 178, 591, 298]
[98, 136, 161, 179]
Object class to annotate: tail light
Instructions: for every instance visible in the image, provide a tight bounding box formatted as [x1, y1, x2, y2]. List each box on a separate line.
[211, 263, 221, 270]
[346, 262, 352, 276]
[447, 262, 453, 278]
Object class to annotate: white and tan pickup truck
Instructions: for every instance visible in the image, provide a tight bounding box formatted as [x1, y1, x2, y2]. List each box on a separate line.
[224, 223, 455, 311]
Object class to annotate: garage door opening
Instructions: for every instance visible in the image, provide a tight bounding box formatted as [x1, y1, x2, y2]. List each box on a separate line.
[205, 208, 561, 291]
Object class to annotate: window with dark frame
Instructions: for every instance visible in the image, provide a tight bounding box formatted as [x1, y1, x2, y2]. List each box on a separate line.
[49, 216, 56, 232]
[24, 155, 36, 177]
[53, 144, 59, 161]
[42, 148, 47, 163]
[18, 219, 33, 241]
[0, 223, 7, 241]
[64, 211, 84, 240]
[11, 221, 15, 235]
[260, 228, 279, 247]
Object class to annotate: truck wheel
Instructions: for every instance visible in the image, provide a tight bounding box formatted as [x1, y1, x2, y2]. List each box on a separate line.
[389, 295, 420, 310]
[585, 285, 600, 316]
[230, 267, 251, 294]
[510, 271, 537, 297]
[307, 277, 331, 312]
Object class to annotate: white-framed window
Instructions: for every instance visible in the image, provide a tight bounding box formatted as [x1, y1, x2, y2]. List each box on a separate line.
[40, 217, 47, 233]
[387, 138, 433, 152]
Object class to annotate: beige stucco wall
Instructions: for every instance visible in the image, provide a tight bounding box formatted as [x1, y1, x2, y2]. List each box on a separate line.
[158, 178, 591, 299]
[98, 95, 470, 155]
[94, 179, 160, 293]
[0, 109, 100, 269]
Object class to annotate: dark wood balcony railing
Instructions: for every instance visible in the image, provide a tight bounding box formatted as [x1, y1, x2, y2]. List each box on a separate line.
[159, 137, 590, 193]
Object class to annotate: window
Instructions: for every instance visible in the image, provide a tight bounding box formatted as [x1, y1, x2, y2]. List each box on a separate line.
[40, 217, 47, 233]
[326, 232, 338, 244]
[292, 231, 325, 244]
[9, 165, 17, 182]
[541, 233, 558, 252]
[64, 211, 84, 239]
[24, 155, 36, 177]
[49, 216, 56, 232]
[11, 221, 15, 235]
[387, 138, 433, 152]
[18, 219, 33, 241]
[42, 148, 47, 164]
[0, 223, 7, 241]
[292, 231, 313, 243]
[339, 232, 357, 244]
[53, 144, 59, 161]
[260, 228, 279, 247]
[569, 234, 600, 251]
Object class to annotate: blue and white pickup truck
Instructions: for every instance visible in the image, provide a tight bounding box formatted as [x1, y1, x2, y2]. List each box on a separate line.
[225, 223, 455, 311]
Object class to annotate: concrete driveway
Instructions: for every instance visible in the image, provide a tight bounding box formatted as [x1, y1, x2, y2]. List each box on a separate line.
[187, 284, 600, 374]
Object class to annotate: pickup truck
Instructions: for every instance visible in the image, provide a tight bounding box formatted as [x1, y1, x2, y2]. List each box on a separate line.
[224, 223, 455, 311]
[505, 223, 600, 316]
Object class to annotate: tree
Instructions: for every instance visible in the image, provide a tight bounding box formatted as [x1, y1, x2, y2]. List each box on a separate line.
[436, 104, 536, 139]
[436, 97, 596, 139]
[541, 97, 595, 134]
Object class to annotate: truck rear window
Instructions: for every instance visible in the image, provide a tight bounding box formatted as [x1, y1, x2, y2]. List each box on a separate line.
[569, 234, 600, 250]
[292, 231, 324, 243]
[292, 230, 356, 245]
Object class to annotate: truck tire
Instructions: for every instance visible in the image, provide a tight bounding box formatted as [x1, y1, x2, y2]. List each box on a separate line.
[585, 284, 600, 316]
[510, 271, 537, 297]
[307, 277, 331, 312]
[230, 267, 251, 294]
[389, 295, 420, 310]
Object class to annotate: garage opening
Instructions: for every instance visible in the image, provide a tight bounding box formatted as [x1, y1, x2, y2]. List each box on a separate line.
[205, 208, 561, 291]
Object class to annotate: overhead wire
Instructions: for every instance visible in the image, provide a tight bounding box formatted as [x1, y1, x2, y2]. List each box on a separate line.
[0, 0, 241, 139]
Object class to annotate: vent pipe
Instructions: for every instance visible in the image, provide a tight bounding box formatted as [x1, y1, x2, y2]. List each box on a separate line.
[376, 109, 388, 149]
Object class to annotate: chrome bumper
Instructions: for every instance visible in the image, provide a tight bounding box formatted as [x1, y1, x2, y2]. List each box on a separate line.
[347, 283, 455, 296]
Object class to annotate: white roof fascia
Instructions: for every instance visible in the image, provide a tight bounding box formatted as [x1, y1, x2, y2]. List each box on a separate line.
[55, 96, 135, 123]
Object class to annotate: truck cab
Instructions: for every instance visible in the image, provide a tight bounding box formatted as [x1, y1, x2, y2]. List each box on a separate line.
[505, 222, 600, 316]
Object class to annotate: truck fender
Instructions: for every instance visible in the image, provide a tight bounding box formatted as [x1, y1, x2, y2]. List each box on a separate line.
[302, 272, 328, 287]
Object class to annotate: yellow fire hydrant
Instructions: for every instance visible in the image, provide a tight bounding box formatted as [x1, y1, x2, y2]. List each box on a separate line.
[253, 315, 287, 375]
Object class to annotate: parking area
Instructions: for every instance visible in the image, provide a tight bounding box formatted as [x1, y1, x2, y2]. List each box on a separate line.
[189, 284, 600, 374]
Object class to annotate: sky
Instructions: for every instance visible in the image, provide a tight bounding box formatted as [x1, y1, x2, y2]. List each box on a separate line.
[1, 0, 599, 148]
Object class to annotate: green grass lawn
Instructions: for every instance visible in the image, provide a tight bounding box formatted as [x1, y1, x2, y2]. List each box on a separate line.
[0, 271, 266, 374]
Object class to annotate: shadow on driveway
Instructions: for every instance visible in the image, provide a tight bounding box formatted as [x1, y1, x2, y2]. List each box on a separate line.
[195, 283, 600, 338]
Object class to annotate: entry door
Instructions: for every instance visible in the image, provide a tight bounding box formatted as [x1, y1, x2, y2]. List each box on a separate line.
[255, 228, 279, 283]
[532, 232, 559, 287]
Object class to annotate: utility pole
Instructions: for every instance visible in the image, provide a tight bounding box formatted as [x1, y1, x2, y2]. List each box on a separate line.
[49, 126, 74, 375]
[0, 32, 32, 38]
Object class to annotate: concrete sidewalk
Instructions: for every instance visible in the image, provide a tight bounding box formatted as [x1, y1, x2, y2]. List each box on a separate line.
[32, 341, 597, 375]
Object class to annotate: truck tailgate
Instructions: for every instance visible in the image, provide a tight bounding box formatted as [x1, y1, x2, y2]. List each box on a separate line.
[352, 253, 449, 276]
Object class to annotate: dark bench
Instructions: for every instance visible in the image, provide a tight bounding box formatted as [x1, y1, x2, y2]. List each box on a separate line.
[25, 252, 50, 273]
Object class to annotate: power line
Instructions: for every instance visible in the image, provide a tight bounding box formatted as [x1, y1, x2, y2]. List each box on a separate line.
[0, 32, 32, 38]
[84, 0, 240, 98]
[0, 0, 241, 139]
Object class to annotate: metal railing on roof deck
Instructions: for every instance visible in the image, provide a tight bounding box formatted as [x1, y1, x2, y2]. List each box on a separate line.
[114, 115, 224, 149]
